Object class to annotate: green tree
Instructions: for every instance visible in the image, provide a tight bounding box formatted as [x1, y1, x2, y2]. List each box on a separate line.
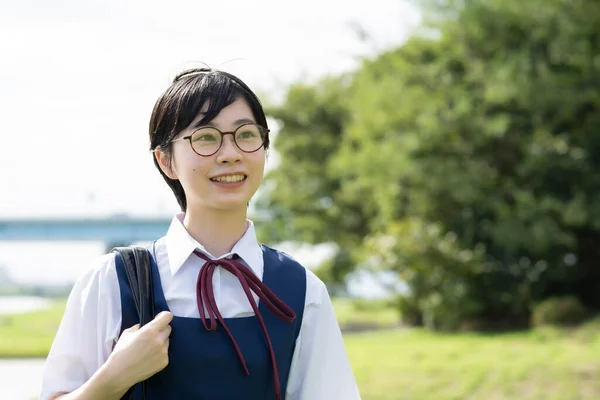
[255, 76, 367, 283]
[258, 0, 600, 329]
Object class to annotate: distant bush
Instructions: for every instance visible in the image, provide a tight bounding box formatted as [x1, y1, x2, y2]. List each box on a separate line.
[352, 298, 393, 312]
[532, 296, 587, 327]
[396, 295, 423, 327]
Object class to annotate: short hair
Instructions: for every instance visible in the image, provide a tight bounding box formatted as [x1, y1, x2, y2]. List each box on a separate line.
[149, 68, 270, 211]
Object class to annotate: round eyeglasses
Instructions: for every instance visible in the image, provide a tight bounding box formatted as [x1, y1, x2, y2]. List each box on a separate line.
[171, 123, 269, 157]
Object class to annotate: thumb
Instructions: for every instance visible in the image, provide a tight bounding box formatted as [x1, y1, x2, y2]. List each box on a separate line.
[146, 311, 174, 329]
[123, 323, 140, 333]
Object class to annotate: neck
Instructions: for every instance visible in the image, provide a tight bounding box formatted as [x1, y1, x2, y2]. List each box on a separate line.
[183, 206, 248, 258]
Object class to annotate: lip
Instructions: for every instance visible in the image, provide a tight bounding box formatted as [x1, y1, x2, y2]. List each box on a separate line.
[209, 172, 248, 179]
[209, 175, 248, 189]
[209, 172, 248, 190]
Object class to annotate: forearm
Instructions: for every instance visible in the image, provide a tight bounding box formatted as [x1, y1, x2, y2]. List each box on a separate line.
[49, 361, 132, 400]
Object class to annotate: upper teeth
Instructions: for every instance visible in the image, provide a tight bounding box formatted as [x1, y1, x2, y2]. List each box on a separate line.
[213, 174, 245, 183]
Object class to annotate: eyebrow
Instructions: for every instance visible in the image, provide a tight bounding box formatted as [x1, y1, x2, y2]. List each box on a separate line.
[190, 117, 256, 131]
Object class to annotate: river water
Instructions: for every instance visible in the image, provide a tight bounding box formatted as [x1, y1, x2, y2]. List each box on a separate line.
[0, 296, 52, 315]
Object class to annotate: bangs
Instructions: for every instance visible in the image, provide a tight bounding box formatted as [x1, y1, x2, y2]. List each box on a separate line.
[175, 73, 241, 131]
[150, 70, 266, 149]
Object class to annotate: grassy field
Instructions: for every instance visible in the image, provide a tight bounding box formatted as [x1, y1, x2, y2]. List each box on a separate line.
[2, 299, 600, 399]
[348, 323, 600, 400]
[0, 299, 67, 358]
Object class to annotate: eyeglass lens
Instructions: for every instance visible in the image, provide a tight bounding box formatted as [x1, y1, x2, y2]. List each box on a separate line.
[190, 124, 265, 156]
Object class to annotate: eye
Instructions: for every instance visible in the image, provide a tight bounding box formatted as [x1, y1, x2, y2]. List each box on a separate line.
[236, 125, 260, 140]
[239, 130, 256, 138]
[195, 134, 217, 141]
[192, 129, 219, 142]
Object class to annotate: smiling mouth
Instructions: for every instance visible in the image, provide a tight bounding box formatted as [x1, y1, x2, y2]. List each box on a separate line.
[210, 174, 247, 183]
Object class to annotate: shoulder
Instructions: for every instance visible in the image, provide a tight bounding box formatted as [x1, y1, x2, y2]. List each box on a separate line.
[260, 244, 328, 306]
[79, 252, 117, 279]
[63, 252, 122, 335]
[69, 252, 119, 297]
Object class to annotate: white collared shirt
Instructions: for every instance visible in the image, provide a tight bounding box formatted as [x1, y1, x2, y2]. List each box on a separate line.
[40, 214, 361, 400]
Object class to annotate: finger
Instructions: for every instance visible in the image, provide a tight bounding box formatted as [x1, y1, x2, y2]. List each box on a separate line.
[162, 324, 172, 336]
[146, 311, 173, 329]
[124, 323, 140, 332]
[159, 325, 172, 341]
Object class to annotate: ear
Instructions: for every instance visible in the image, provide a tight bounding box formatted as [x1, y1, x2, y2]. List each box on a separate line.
[154, 147, 178, 180]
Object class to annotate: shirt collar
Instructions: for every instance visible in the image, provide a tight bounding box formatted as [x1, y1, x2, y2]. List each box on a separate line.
[165, 213, 263, 278]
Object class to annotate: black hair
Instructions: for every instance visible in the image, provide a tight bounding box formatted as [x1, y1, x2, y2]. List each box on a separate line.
[149, 68, 270, 211]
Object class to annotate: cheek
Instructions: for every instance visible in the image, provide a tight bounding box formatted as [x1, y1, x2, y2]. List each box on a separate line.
[251, 150, 266, 169]
[250, 160, 265, 179]
[172, 148, 208, 179]
[251, 157, 266, 185]
[184, 160, 208, 177]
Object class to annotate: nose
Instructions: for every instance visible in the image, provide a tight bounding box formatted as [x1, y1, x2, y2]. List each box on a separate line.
[216, 134, 242, 164]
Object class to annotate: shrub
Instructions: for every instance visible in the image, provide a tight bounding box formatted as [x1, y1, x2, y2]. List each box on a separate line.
[397, 295, 423, 327]
[531, 296, 587, 327]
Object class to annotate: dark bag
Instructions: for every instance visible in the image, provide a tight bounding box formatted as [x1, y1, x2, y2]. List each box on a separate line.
[112, 246, 155, 400]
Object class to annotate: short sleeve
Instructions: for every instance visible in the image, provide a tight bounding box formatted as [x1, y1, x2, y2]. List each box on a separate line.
[285, 269, 361, 400]
[40, 253, 123, 400]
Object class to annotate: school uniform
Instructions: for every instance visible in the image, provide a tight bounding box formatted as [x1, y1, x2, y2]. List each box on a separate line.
[40, 213, 360, 400]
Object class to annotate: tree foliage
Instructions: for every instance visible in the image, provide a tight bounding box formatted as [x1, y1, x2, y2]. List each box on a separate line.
[256, 0, 600, 330]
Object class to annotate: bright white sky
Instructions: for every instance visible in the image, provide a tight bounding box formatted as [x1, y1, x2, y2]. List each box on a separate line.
[0, 0, 420, 219]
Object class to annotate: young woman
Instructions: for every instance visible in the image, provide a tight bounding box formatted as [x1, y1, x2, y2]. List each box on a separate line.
[40, 68, 361, 400]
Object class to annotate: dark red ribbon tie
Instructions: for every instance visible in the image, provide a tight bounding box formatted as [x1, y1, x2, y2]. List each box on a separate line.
[194, 250, 296, 400]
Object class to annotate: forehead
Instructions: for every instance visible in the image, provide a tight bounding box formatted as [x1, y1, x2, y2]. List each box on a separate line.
[191, 98, 255, 129]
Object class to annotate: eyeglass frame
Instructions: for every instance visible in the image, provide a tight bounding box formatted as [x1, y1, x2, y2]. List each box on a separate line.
[169, 122, 270, 157]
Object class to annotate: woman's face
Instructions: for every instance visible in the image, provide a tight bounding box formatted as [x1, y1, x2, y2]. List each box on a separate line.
[156, 98, 266, 213]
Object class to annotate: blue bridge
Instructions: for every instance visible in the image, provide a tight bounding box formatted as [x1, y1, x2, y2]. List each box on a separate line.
[0, 215, 172, 252]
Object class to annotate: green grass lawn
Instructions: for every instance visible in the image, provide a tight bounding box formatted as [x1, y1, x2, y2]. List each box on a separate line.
[0, 299, 67, 358]
[347, 322, 600, 400]
[2, 299, 600, 399]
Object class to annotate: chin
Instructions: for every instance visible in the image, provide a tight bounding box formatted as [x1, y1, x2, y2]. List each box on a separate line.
[209, 197, 251, 212]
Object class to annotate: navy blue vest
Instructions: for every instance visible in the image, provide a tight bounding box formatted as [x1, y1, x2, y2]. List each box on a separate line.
[115, 243, 307, 399]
